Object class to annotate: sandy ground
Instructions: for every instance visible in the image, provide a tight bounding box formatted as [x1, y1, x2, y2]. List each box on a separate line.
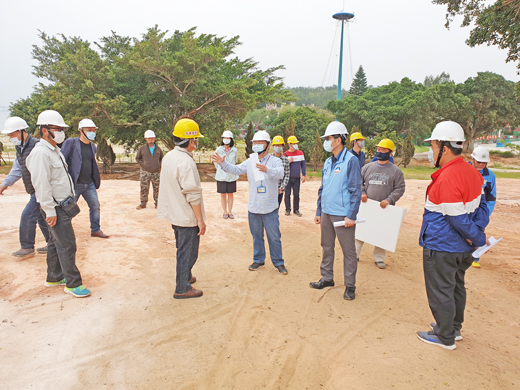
[1, 175, 519, 390]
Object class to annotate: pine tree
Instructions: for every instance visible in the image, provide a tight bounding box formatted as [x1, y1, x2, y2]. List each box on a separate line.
[402, 131, 415, 168]
[349, 65, 368, 96]
[96, 137, 116, 174]
[245, 122, 254, 158]
[310, 129, 324, 171]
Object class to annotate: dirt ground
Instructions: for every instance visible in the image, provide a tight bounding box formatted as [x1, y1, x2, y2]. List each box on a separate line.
[1, 173, 519, 389]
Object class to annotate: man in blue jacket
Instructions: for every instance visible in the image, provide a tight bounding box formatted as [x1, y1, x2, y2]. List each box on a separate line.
[310, 121, 362, 300]
[61, 119, 109, 238]
[417, 121, 489, 350]
[470, 146, 496, 268]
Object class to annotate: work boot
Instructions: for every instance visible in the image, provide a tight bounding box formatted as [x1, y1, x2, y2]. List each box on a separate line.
[343, 287, 356, 300]
[174, 288, 203, 299]
[248, 262, 265, 271]
[91, 230, 110, 239]
[294, 210, 302, 217]
[309, 279, 334, 289]
[136, 204, 146, 210]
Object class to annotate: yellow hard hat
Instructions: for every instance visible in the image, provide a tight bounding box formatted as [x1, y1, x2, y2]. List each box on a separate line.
[350, 132, 365, 142]
[172, 119, 204, 138]
[287, 135, 299, 144]
[272, 136, 284, 145]
[377, 138, 395, 151]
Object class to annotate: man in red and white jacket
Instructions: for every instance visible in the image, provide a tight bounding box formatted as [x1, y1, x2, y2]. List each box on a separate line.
[284, 135, 306, 216]
[417, 121, 489, 350]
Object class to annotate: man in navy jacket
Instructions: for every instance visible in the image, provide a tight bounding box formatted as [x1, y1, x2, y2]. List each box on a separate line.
[61, 119, 109, 238]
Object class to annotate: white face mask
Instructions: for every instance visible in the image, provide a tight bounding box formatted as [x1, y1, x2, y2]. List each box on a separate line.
[223, 138, 231, 145]
[323, 140, 334, 153]
[252, 144, 265, 154]
[86, 131, 96, 141]
[428, 147, 440, 166]
[273, 146, 283, 154]
[357, 140, 365, 149]
[10, 137, 21, 146]
[292, 144, 299, 150]
[52, 130, 66, 144]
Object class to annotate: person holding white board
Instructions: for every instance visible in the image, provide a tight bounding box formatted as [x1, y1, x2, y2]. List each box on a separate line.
[310, 121, 362, 300]
[355, 138, 405, 269]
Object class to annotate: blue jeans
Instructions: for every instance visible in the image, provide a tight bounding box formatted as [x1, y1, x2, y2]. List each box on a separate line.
[42, 207, 82, 288]
[20, 193, 50, 249]
[172, 225, 200, 294]
[75, 182, 101, 233]
[248, 209, 284, 266]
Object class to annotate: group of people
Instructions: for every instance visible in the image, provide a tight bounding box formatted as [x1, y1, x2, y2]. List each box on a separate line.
[1, 111, 497, 350]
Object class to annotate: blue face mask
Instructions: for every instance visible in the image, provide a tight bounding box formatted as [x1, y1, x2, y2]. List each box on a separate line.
[86, 132, 96, 141]
[252, 144, 265, 154]
[376, 151, 391, 161]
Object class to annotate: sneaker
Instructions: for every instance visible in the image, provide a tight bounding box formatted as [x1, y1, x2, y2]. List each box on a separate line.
[64, 285, 91, 298]
[294, 210, 302, 217]
[416, 331, 456, 350]
[136, 204, 146, 210]
[44, 278, 66, 287]
[275, 265, 288, 275]
[12, 248, 35, 258]
[375, 262, 386, 269]
[285, 210, 291, 216]
[430, 323, 463, 341]
[248, 262, 265, 271]
[472, 261, 481, 268]
[37, 246, 48, 254]
[344, 287, 356, 300]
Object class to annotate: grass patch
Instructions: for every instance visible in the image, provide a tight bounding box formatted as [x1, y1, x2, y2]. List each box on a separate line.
[401, 166, 435, 180]
[0, 161, 13, 175]
[494, 171, 520, 179]
[414, 146, 429, 153]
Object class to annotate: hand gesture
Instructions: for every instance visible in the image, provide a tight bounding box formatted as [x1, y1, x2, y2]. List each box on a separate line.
[288, 157, 294, 163]
[256, 163, 267, 172]
[212, 153, 224, 165]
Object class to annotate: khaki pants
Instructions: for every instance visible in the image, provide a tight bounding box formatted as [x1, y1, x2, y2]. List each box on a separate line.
[355, 239, 386, 264]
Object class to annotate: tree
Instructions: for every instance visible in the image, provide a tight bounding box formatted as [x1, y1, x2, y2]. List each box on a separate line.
[97, 137, 116, 174]
[349, 65, 368, 96]
[244, 122, 254, 159]
[424, 72, 452, 87]
[401, 131, 416, 168]
[309, 129, 324, 171]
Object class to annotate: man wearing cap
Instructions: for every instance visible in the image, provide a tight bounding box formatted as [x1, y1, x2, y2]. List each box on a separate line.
[0, 117, 50, 257]
[271, 135, 290, 208]
[469, 146, 497, 268]
[26, 110, 91, 298]
[348, 132, 366, 170]
[416, 121, 489, 350]
[157, 119, 206, 299]
[213, 130, 288, 275]
[310, 121, 362, 300]
[61, 119, 108, 238]
[283, 135, 306, 216]
[355, 138, 405, 269]
[136, 130, 164, 209]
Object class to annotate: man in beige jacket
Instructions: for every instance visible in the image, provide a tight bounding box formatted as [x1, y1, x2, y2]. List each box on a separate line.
[157, 119, 206, 299]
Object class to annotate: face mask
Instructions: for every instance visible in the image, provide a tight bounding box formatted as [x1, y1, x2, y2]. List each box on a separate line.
[428, 147, 437, 166]
[223, 138, 231, 145]
[323, 140, 333, 153]
[252, 144, 265, 154]
[292, 144, 299, 150]
[376, 151, 391, 161]
[193, 139, 199, 149]
[53, 130, 66, 144]
[273, 146, 283, 153]
[86, 132, 96, 141]
[357, 140, 365, 149]
[10, 137, 21, 146]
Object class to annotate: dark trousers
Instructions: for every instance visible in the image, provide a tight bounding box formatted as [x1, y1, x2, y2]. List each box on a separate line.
[41, 207, 82, 288]
[277, 192, 283, 208]
[20, 193, 50, 249]
[172, 225, 200, 294]
[284, 177, 301, 212]
[423, 248, 473, 345]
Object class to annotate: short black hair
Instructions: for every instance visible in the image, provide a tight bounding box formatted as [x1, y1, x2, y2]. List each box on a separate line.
[333, 134, 347, 146]
[173, 135, 191, 149]
[435, 140, 463, 156]
[221, 138, 234, 147]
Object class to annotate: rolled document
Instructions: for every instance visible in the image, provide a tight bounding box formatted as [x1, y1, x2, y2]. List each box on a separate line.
[472, 236, 503, 258]
[333, 218, 366, 228]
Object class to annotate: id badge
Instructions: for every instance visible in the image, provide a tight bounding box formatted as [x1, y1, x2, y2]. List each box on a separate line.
[257, 186, 266, 194]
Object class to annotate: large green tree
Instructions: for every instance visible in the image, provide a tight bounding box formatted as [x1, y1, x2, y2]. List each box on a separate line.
[349, 65, 368, 96]
[12, 27, 292, 150]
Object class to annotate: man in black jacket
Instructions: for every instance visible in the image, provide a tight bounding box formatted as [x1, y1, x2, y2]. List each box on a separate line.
[0, 117, 50, 257]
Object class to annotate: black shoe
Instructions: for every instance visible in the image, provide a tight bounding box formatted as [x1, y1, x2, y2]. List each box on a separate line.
[285, 210, 291, 216]
[344, 287, 356, 300]
[275, 265, 288, 275]
[309, 279, 335, 289]
[248, 262, 265, 271]
[294, 210, 302, 217]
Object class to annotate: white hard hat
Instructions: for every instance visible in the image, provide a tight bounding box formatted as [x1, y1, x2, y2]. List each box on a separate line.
[1, 116, 29, 134]
[222, 130, 234, 138]
[425, 121, 465, 142]
[78, 119, 98, 130]
[144, 130, 156, 138]
[471, 146, 490, 163]
[321, 121, 348, 138]
[36, 110, 69, 128]
[252, 130, 270, 142]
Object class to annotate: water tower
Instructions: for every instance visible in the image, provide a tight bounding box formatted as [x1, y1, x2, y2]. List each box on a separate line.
[332, 11, 354, 100]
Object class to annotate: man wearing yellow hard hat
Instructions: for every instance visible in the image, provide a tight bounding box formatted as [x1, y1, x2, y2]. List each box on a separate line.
[271, 136, 290, 208]
[157, 118, 206, 299]
[348, 132, 366, 169]
[284, 135, 306, 217]
[356, 138, 405, 269]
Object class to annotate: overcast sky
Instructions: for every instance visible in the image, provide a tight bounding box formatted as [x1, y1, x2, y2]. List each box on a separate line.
[1, 0, 518, 116]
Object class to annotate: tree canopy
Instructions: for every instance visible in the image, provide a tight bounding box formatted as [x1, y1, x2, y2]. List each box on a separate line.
[349, 65, 369, 96]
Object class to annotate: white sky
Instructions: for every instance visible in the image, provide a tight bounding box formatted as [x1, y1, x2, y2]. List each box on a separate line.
[0, 0, 518, 115]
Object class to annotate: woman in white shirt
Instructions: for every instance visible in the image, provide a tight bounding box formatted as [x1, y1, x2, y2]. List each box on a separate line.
[214, 130, 238, 219]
